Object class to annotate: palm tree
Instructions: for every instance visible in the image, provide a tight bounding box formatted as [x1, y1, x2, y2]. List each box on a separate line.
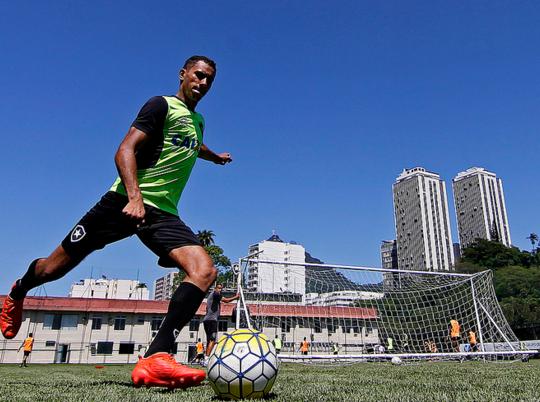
[197, 230, 215, 247]
[526, 233, 538, 253]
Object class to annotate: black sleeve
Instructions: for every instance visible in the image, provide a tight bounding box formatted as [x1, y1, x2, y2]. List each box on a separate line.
[132, 96, 168, 139]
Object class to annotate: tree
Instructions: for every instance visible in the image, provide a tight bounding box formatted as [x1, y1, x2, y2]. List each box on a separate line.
[197, 230, 215, 247]
[527, 233, 538, 253]
[460, 239, 530, 269]
[458, 239, 540, 339]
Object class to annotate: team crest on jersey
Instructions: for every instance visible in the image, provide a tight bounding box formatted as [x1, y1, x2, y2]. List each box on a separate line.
[70, 225, 86, 242]
[172, 116, 192, 129]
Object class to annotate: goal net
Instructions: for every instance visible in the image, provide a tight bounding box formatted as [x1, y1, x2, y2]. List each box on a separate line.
[232, 257, 537, 362]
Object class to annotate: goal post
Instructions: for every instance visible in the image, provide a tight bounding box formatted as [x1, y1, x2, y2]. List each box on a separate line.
[233, 257, 537, 362]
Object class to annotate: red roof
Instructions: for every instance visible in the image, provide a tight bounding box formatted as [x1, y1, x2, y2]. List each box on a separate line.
[0, 296, 377, 319]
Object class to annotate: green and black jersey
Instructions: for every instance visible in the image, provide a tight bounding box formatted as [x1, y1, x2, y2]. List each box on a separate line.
[110, 96, 204, 216]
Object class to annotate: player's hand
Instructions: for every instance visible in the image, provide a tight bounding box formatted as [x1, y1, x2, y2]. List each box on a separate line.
[123, 198, 146, 225]
[215, 152, 232, 165]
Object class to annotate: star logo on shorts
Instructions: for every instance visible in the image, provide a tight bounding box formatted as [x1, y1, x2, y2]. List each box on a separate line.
[70, 225, 86, 242]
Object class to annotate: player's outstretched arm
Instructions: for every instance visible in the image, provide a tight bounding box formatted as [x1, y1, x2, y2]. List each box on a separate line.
[198, 143, 232, 165]
[222, 293, 240, 303]
[114, 127, 150, 223]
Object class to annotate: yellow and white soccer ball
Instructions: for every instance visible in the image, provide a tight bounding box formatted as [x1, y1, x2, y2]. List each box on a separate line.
[207, 328, 279, 400]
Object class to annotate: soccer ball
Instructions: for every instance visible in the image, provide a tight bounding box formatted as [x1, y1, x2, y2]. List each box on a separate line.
[207, 328, 278, 400]
[391, 356, 402, 365]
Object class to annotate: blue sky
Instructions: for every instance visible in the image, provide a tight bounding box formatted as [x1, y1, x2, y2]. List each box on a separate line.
[1, 1, 538, 296]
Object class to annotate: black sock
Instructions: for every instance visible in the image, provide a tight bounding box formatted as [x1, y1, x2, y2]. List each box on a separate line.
[145, 282, 206, 357]
[10, 259, 41, 300]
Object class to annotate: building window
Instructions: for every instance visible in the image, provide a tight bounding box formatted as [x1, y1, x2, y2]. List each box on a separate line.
[151, 317, 163, 331]
[218, 320, 228, 332]
[92, 316, 102, 330]
[43, 314, 62, 330]
[137, 316, 145, 324]
[45, 341, 56, 347]
[114, 316, 126, 331]
[96, 341, 113, 355]
[189, 319, 199, 332]
[60, 314, 78, 331]
[281, 319, 291, 333]
[43, 314, 78, 331]
[119, 342, 135, 354]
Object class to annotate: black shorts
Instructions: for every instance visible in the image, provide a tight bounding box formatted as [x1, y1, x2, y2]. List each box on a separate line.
[61, 191, 201, 267]
[203, 320, 218, 342]
[24, 351, 31, 356]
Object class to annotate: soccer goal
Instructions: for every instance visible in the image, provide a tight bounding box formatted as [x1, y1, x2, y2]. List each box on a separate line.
[231, 256, 537, 363]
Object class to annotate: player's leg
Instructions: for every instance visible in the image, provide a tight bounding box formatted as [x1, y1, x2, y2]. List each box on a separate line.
[1, 191, 136, 339]
[131, 246, 213, 389]
[145, 245, 216, 357]
[204, 320, 218, 357]
[10, 246, 81, 299]
[1, 246, 78, 339]
[133, 211, 214, 388]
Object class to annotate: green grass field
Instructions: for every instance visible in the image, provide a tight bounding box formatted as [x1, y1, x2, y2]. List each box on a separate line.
[0, 360, 538, 401]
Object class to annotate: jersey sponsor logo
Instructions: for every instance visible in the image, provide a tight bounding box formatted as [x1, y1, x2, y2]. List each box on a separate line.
[171, 134, 200, 151]
[70, 225, 86, 242]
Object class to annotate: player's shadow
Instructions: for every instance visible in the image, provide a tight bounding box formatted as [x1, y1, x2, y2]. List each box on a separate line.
[95, 380, 205, 393]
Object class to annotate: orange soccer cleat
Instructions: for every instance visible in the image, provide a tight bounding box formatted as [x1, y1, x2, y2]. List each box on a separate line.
[131, 352, 206, 389]
[1, 283, 24, 339]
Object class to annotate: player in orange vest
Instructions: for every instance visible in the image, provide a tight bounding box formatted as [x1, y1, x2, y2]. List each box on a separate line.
[191, 338, 205, 365]
[18, 333, 34, 367]
[299, 337, 309, 355]
[449, 319, 461, 352]
[468, 330, 478, 352]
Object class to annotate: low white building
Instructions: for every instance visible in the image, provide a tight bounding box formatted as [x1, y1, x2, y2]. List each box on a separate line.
[305, 291, 384, 307]
[0, 295, 379, 364]
[69, 278, 149, 300]
[247, 233, 306, 295]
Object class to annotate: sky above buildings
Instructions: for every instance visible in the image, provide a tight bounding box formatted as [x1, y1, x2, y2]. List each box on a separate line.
[1, 1, 539, 296]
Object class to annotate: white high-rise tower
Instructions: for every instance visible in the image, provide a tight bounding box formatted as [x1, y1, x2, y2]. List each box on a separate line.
[393, 167, 455, 271]
[453, 167, 511, 248]
[246, 233, 306, 295]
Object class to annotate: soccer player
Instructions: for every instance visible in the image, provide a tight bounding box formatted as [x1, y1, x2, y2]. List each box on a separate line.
[272, 335, 282, 354]
[299, 337, 309, 355]
[450, 319, 461, 352]
[191, 338, 205, 365]
[0, 55, 231, 389]
[203, 283, 239, 361]
[387, 336, 394, 353]
[468, 330, 478, 352]
[18, 333, 34, 367]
